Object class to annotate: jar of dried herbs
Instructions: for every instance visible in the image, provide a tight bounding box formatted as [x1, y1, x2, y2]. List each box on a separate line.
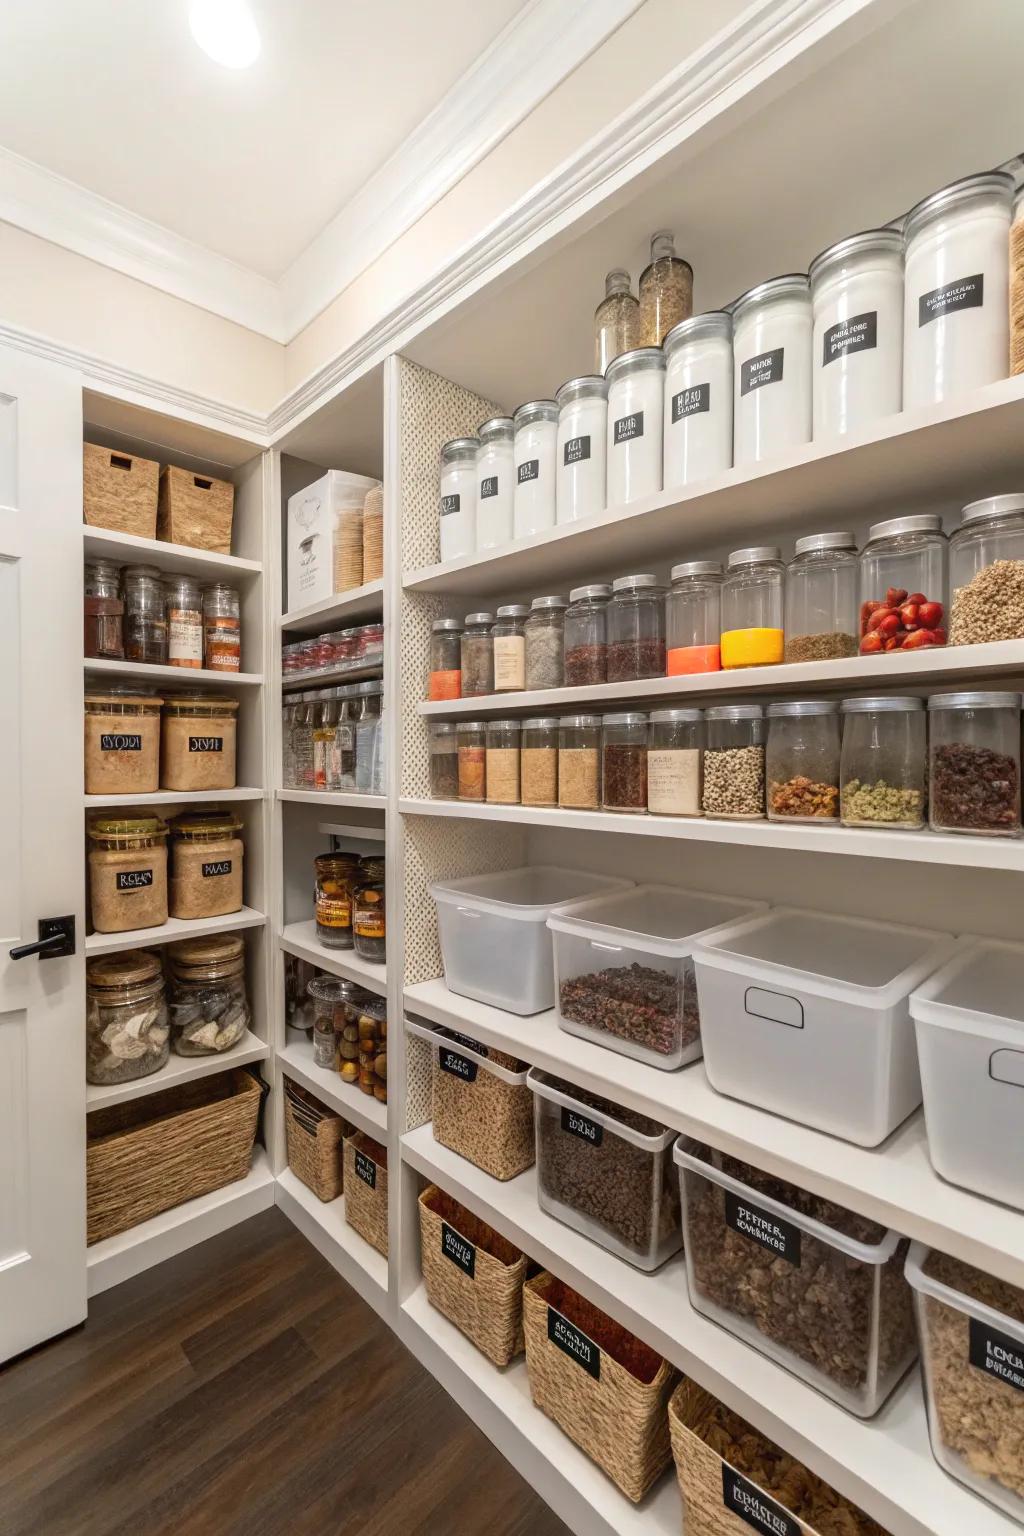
[160, 693, 238, 791]
[84, 690, 162, 795]
[166, 933, 250, 1055]
[457, 721, 487, 801]
[168, 811, 244, 919]
[429, 721, 459, 799]
[315, 852, 361, 947]
[558, 715, 601, 809]
[87, 816, 168, 933]
[86, 949, 169, 1085]
[524, 595, 566, 689]
[486, 719, 521, 804]
[840, 696, 926, 829]
[602, 712, 649, 813]
[353, 856, 386, 963]
[460, 612, 495, 697]
[521, 716, 558, 807]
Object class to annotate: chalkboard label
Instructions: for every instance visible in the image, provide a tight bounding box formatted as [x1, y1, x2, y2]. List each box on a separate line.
[354, 1149, 377, 1188]
[202, 860, 232, 878]
[116, 869, 153, 891]
[440, 493, 461, 516]
[722, 1465, 799, 1536]
[439, 1048, 477, 1083]
[517, 458, 539, 484]
[189, 736, 224, 752]
[100, 733, 142, 751]
[441, 1222, 476, 1279]
[613, 411, 644, 445]
[725, 1191, 801, 1265]
[563, 434, 591, 465]
[444, 1030, 487, 1057]
[969, 1318, 1024, 1394]
[547, 1307, 600, 1379]
[671, 382, 710, 421]
[740, 349, 785, 394]
[823, 310, 877, 364]
[480, 475, 498, 499]
[560, 1105, 603, 1146]
[919, 273, 984, 326]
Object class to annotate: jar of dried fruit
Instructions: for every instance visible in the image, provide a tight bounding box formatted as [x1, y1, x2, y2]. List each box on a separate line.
[168, 811, 244, 919]
[766, 700, 840, 821]
[160, 693, 238, 791]
[785, 532, 859, 661]
[353, 857, 386, 964]
[949, 494, 1024, 644]
[607, 573, 665, 682]
[87, 816, 168, 933]
[84, 690, 162, 795]
[840, 696, 926, 829]
[928, 691, 1021, 836]
[86, 950, 169, 1085]
[859, 513, 948, 654]
[165, 933, 251, 1055]
[314, 851, 361, 947]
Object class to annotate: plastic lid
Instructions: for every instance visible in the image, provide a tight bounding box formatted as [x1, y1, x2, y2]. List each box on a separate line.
[513, 399, 558, 426]
[867, 513, 944, 541]
[430, 721, 458, 735]
[88, 815, 167, 841]
[808, 227, 903, 287]
[456, 720, 487, 732]
[85, 690, 163, 707]
[612, 573, 659, 592]
[86, 949, 162, 988]
[793, 531, 856, 556]
[431, 617, 463, 632]
[529, 595, 567, 610]
[555, 375, 608, 405]
[670, 560, 722, 581]
[495, 604, 530, 619]
[903, 170, 1015, 246]
[706, 703, 763, 720]
[928, 691, 1021, 710]
[569, 584, 612, 602]
[560, 714, 602, 728]
[440, 437, 478, 460]
[477, 416, 513, 440]
[728, 546, 781, 567]
[523, 716, 560, 728]
[959, 493, 1024, 525]
[650, 707, 703, 723]
[168, 810, 243, 838]
[605, 347, 666, 383]
[841, 696, 924, 713]
[464, 612, 494, 626]
[604, 268, 632, 293]
[663, 311, 731, 353]
[767, 700, 839, 717]
[163, 693, 239, 713]
[487, 718, 522, 731]
[732, 273, 810, 322]
[603, 711, 649, 726]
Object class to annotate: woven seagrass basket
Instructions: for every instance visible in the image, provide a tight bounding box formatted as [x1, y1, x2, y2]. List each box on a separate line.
[158, 464, 235, 553]
[343, 1131, 388, 1256]
[284, 1078, 346, 1202]
[83, 443, 159, 537]
[418, 1185, 526, 1366]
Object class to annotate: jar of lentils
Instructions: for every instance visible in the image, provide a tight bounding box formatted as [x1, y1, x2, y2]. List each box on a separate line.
[564, 584, 611, 685]
[840, 697, 926, 829]
[703, 704, 765, 819]
[602, 712, 649, 813]
[766, 700, 841, 821]
[928, 691, 1021, 836]
[607, 573, 666, 682]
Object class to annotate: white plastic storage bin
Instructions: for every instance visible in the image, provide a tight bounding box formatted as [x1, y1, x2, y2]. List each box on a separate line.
[911, 938, 1024, 1211]
[548, 885, 768, 1071]
[906, 1243, 1024, 1524]
[676, 1140, 917, 1415]
[692, 908, 955, 1146]
[430, 866, 632, 1016]
[407, 1018, 534, 1181]
[530, 1069, 681, 1271]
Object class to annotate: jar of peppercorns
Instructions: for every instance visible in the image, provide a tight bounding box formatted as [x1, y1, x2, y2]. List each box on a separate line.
[859, 514, 948, 654]
[928, 691, 1021, 837]
[766, 700, 840, 821]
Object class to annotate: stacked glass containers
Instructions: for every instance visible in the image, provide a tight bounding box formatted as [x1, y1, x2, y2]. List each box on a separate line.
[524, 596, 566, 690]
[662, 311, 733, 488]
[928, 692, 1021, 836]
[766, 701, 841, 821]
[665, 560, 722, 674]
[720, 547, 785, 668]
[428, 618, 463, 701]
[858, 514, 948, 655]
[122, 565, 167, 663]
[840, 697, 926, 829]
[949, 494, 1024, 644]
[475, 418, 515, 551]
[513, 401, 558, 539]
[703, 704, 765, 819]
[607, 573, 665, 682]
[606, 349, 666, 506]
[785, 532, 859, 661]
[439, 438, 478, 562]
[555, 376, 608, 524]
[563, 584, 611, 685]
[648, 708, 703, 816]
[594, 268, 640, 374]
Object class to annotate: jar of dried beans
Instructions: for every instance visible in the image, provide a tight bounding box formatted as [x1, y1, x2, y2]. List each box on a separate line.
[84, 560, 124, 660]
[524, 596, 566, 689]
[460, 612, 494, 697]
[720, 547, 785, 668]
[607, 573, 665, 682]
[859, 513, 948, 654]
[558, 715, 600, 809]
[666, 561, 722, 674]
[168, 811, 244, 918]
[428, 618, 463, 701]
[602, 712, 648, 813]
[563, 584, 611, 685]
[84, 690, 162, 795]
[485, 719, 521, 805]
[87, 815, 168, 933]
[949, 494, 1024, 644]
[86, 950, 169, 1085]
[785, 532, 859, 662]
[928, 691, 1021, 836]
[202, 582, 241, 672]
[521, 716, 558, 807]
[703, 705, 765, 819]
[166, 933, 250, 1056]
[492, 605, 529, 692]
[353, 856, 386, 963]
[160, 693, 238, 791]
[122, 565, 167, 664]
[840, 696, 926, 829]
[429, 721, 459, 799]
[766, 700, 840, 821]
[315, 852, 360, 947]
[648, 708, 703, 816]
[456, 721, 487, 801]
[165, 574, 204, 669]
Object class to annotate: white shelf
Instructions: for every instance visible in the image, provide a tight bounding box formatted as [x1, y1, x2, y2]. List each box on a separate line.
[85, 787, 265, 807]
[281, 660, 383, 692]
[404, 979, 1024, 1289]
[275, 1168, 389, 1317]
[399, 798, 1024, 871]
[86, 1031, 268, 1111]
[86, 1148, 275, 1296]
[277, 1037, 387, 1136]
[279, 919, 387, 995]
[401, 1127, 1014, 1536]
[85, 906, 266, 956]
[281, 580, 384, 633]
[83, 525, 261, 581]
[84, 657, 262, 686]
[278, 789, 385, 809]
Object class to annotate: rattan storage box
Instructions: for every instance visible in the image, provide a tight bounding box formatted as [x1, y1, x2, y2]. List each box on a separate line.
[86, 1068, 261, 1245]
[284, 1078, 347, 1202]
[343, 1131, 388, 1256]
[158, 463, 235, 553]
[83, 442, 159, 538]
[418, 1185, 527, 1366]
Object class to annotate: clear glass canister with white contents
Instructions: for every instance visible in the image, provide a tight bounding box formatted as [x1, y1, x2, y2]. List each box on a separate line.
[555, 376, 607, 524]
[606, 348, 666, 506]
[949, 494, 1024, 644]
[810, 228, 904, 439]
[662, 312, 733, 488]
[439, 438, 478, 562]
[513, 400, 558, 539]
[475, 417, 514, 551]
[732, 274, 812, 466]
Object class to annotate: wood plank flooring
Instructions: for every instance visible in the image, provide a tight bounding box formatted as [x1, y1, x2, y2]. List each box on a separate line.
[0, 1209, 572, 1536]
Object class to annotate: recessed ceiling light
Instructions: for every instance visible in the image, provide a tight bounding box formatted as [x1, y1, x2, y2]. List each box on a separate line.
[189, 0, 261, 69]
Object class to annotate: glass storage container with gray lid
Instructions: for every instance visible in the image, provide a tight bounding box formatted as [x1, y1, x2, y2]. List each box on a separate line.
[524, 596, 566, 690]
[766, 700, 840, 821]
[439, 437, 478, 562]
[429, 721, 459, 800]
[558, 714, 601, 810]
[606, 348, 666, 506]
[662, 311, 733, 488]
[666, 560, 722, 674]
[492, 604, 530, 692]
[555, 375, 608, 524]
[607, 573, 665, 683]
[703, 704, 765, 819]
[122, 564, 167, 664]
[521, 717, 558, 807]
[428, 617, 463, 701]
[928, 691, 1021, 836]
[785, 532, 859, 662]
[563, 584, 611, 686]
[720, 547, 785, 669]
[732, 274, 812, 465]
[809, 228, 904, 439]
[594, 268, 640, 373]
[513, 400, 558, 539]
[461, 611, 495, 697]
[840, 697, 926, 829]
[859, 513, 948, 654]
[602, 712, 648, 814]
[949, 494, 1024, 644]
[648, 707, 703, 816]
[475, 417, 514, 550]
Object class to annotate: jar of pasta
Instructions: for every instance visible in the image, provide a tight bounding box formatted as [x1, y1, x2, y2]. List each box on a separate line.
[87, 816, 168, 933]
[160, 694, 238, 790]
[315, 852, 361, 948]
[165, 934, 251, 1055]
[86, 950, 169, 1084]
[168, 811, 244, 919]
[84, 690, 162, 795]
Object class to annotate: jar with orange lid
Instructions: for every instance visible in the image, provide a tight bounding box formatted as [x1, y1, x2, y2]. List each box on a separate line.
[84, 690, 162, 795]
[86, 949, 169, 1084]
[160, 693, 238, 790]
[165, 933, 251, 1055]
[315, 851, 360, 948]
[353, 856, 386, 963]
[168, 811, 243, 919]
[87, 816, 168, 933]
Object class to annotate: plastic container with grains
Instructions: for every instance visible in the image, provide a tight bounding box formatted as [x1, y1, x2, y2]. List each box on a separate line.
[84, 691, 162, 796]
[840, 695, 926, 828]
[949, 493, 1024, 644]
[86, 950, 169, 1085]
[456, 721, 487, 802]
[166, 933, 250, 1056]
[524, 596, 566, 689]
[647, 707, 703, 816]
[408, 1019, 533, 1180]
[428, 721, 459, 799]
[558, 714, 601, 810]
[520, 716, 558, 807]
[160, 694, 238, 791]
[702, 704, 765, 819]
[168, 811, 243, 919]
[766, 700, 840, 821]
[87, 816, 168, 933]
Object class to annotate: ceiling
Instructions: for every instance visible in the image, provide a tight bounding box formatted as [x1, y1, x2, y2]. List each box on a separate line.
[0, 0, 526, 277]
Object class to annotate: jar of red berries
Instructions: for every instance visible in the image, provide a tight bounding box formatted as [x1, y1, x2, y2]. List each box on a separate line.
[858, 514, 948, 654]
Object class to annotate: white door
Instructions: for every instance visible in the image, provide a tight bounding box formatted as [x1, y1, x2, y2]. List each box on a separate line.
[0, 346, 86, 1359]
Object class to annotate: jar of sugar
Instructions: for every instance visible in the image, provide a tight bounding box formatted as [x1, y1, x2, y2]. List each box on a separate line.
[662, 310, 733, 488]
[513, 400, 558, 539]
[475, 417, 514, 551]
[606, 347, 666, 505]
[439, 437, 478, 562]
[810, 228, 904, 439]
[732, 274, 812, 466]
[555, 375, 608, 524]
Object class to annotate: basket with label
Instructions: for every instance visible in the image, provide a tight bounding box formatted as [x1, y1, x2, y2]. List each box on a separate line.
[418, 1184, 527, 1367]
[406, 1018, 534, 1181]
[343, 1131, 388, 1256]
[522, 1272, 677, 1502]
[668, 1378, 889, 1536]
[83, 442, 160, 538]
[158, 463, 235, 553]
[284, 1078, 347, 1203]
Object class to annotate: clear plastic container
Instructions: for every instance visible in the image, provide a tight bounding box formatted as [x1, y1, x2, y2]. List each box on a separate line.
[601, 711, 648, 813]
[524, 596, 566, 690]
[308, 974, 357, 1068]
[555, 376, 607, 524]
[460, 612, 495, 697]
[928, 690, 1021, 836]
[809, 228, 904, 439]
[665, 560, 722, 674]
[702, 703, 765, 819]
[676, 1140, 917, 1414]
[407, 1019, 534, 1181]
[840, 696, 926, 828]
[87, 815, 168, 932]
[521, 716, 558, 808]
[161, 693, 238, 792]
[167, 810, 243, 920]
[784, 532, 859, 662]
[513, 400, 558, 539]
[638, 231, 693, 348]
[558, 714, 601, 810]
[439, 437, 478, 562]
[430, 866, 632, 1015]
[457, 720, 486, 801]
[549, 885, 765, 1070]
[607, 573, 665, 682]
[606, 348, 666, 506]
[530, 1068, 681, 1270]
[766, 700, 840, 821]
[563, 584, 610, 686]
[594, 268, 640, 373]
[121, 565, 166, 664]
[428, 721, 459, 800]
[485, 718, 521, 805]
[648, 708, 703, 816]
[428, 618, 463, 701]
[732, 274, 812, 465]
[475, 417, 514, 551]
[692, 906, 955, 1145]
[662, 311, 732, 488]
[949, 493, 1024, 644]
[859, 513, 948, 654]
[720, 547, 784, 669]
[492, 604, 529, 692]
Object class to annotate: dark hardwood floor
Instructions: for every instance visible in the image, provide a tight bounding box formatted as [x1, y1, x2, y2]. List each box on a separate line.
[0, 1209, 572, 1536]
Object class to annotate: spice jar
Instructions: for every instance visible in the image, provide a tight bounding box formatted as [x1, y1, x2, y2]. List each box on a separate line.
[476, 418, 514, 551]
[555, 375, 608, 524]
[639, 231, 693, 346]
[720, 547, 785, 668]
[457, 721, 487, 801]
[558, 715, 601, 809]
[564, 584, 611, 686]
[168, 811, 243, 919]
[353, 856, 386, 963]
[486, 719, 521, 805]
[428, 722, 458, 799]
[314, 851, 360, 947]
[766, 701, 840, 821]
[202, 582, 241, 672]
[513, 400, 558, 538]
[648, 708, 703, 816]
[160, 693, 238, 791]
[84, 560, 124, 660]
[84, 690, 162, 795]
[703, 704, 765, 819]
[524, 596, 566, 689]
[859, 513, 948, 654]
[165, 933, 250, 1055]
[606, 348, 666, 506]
[602, 712, 648, 813]
[928, 691, 1021, 836]
[121, 565, 167, 664]
[785, 532, 859, 662]
[439, 437, 478, 562]
[164, 575, 204, 669]
[86, 950, 169, 1085]
[903, 171, 1014, 410]
[521, 717, 558, 807]
[662, 311, 733, 489]
[492, 604, 529, 692]
[809, 228, 904, 439]
[607, 573, 666, 682]
[460, 612, 495, 697]
[308, 975, 358, 1069]
[428, 618, 463, 701]
[666, 561, 722, 674]
[949, 494, 1024, 644]
[594, 267, 640, 373]
[733, 274, 813, 466]
[87, 816, 168, 933]
[840, 697, 926, 829]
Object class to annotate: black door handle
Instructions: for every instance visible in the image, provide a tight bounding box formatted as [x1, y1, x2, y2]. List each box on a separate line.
[9, 916, 76, 961]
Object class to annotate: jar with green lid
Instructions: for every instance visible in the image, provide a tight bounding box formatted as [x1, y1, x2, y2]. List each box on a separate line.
[524, 596, 567, 689]
[161, 693, 238, 791]
[168, 810, 243, 919]
[87, 816, 168, 933]
[315, 851, 361, 947]
[122, 565, 167, 664]
[308, 974, 360, 1069]
[165, 933, 251, 1055]
[521, 717, 558, 806]
[86, 949, 169, 1084]
[353, 856, 386, 963]
[84, 690, 162, 795]
[558, 715, 601, 809]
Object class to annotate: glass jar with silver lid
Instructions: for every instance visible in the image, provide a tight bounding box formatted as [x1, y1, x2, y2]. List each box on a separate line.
[928, 691, 1021, 837]
[461, 611, 495, 697]
[840, 697, 926, 829]
[607, 572, 666, 683]
[476, 417, 514, 551]
[524, 595, 567, 690]
[491, 604, 530, 692]
[785, 532, 859, 662]
[949, 494, 1024, 644]
[555, 376, 608, 524]
[663, 311, 733, 488]
[858, 513, 948, 655]
[648, 707, 703, 816]
[703, 703, 765, 819]
[720, 546, 785, 669]
[666, 560, 722, 675]
[513, 400, 558, 539]
[732, 274, 812, 466]
[810, 228, 904, 439]
[606, 348, 666, 506]
[766, 700, 840, 821]
[439, 437, 478, 562]
[564, 583, 612, 686]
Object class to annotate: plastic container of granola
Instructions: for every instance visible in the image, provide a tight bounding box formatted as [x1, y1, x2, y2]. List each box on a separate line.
[160, 694, 238, 791]
[167, 810, 243, 919]
[84, 690, 162, 795]
[407, 1017, 534, 1181]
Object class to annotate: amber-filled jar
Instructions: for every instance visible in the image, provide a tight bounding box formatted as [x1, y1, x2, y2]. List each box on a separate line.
[353, 856, 386, 963]
[314, 851, 361, 948]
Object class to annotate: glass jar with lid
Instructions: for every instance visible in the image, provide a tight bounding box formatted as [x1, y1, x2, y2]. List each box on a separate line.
[492, 604, 529, 692]
[513, 400, 558, 539]
[766, 701, 840, 821]
[475, 418, 514, 550]
[428, 618, 463, 701]
[702, 705, 765, 819]
[859, 514, 948, 654]
[84, 560, 124, 660]
[558, 715, 600, 809]
[86, 950, 169, 1084]
[457, 721, 487, 801]
[315, 851, 361, 947]
[161, 692, 238, 791]
[662, 311, 733, 489]
[594, 268, 640, 373]
[564, 584, 611, 685]
[485, 719, 521, 805]
[524, 596, 566, 689]
[439, 437, 478, 562]
[84, 689, 162, 795]
[602, 712, 648, 813]
[165, 574, 204, 669]
[521, 717, 558, 807]
[809, 229, 904, 439]
[202, 582, 241, 672]
[353, 856, 386, 963]
[87, 815, 169, 932]
[607, 573, 666, 682]
[555, 376, 608, 524]
[313, 691, 340, 791]
[666, 560, 722, 674]
[308, 974, 359, 1069]
[165, 933, 251, 1055]
[460, 612, 495, 697]
[928, 692, 1021, 836]
[949, 494, 1024, 644]
[720, 547, 785, 668]
[355, 680, 383, 793]
[281, 697, 298, 787]
[732, 274, 813, 466]
[168, 810, 244, 919]
[429, 721, 459, 799]
[639, 231, 693, 347]
[785, 532, 859, 662]
[648, 708, 703, 816]
[840, 697, 926, 829]
[121, 565, 167, 664]
[606, 348, 666, 505]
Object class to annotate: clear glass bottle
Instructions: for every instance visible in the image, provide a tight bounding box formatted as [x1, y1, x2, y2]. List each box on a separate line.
[558, 715, 601, 809]
[648, 708, 703, 816]
[492, 604, 529, 692]
[602, 712, 648, 814]
[555, 375, 608, 524]
[315, 851, 361, 948]
[461, 612, 495, 697]
[291, 692, 316, 789]
[428, 618, 463, 701]
[121, 565, 166, 664]
[594, 268, 640, 373]
[521, 717, 558, 807]
[439, 437, 478, 562]
[165, 574, 204, 669]
[313, 690, 339, 792]
[485, 719, 521, 805]
[639, 231, 693, 347]
[429, 721, 459, 799]
[703, 704, 765, 819]
[766, 701, 841, 821]
[785, 532, 859, 662]
[355, 680, 382, 793]
[476, 417, 514, 551]
[606, 348, 666, 505]
[949, 494, 1024, 644]
[281, 698, 298, 788]
[524, 596, 566, 690]
[353, 856, 386, 963]
[84, 559, 124, 660]
[809, 228, 904, 439]
[457, 721, 487, 801]
[662, 310, 733, 488]
[563, 584, 611, 686]
[607, 573, 666, 682]
[720, 547, 785, 668]
[928, 691, 1021, 836]
[858, 514, 948, 655]
[666, 561, 722, 674]
[840, 697, 926, 829]
[732, 274, 813, 465]
[513, 400, 558, 539]
[202, 582, 241, 672]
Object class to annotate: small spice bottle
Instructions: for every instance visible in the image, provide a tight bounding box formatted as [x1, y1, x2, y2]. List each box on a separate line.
[607, 573, 666, 682]
[84, 560, 124, 660]
[492, 605, 529, 692]
[766, 701, 841, 821]
[460, 612, 495, 697]
[456, 721, 487, 801]
[165, 934, 251, 1056]
[858, 514, 948, 654]
[428, 618, 463, 701]
[703, 704, 765, 819]
[639, 231, 693, 347]
[168, 811, 244, 919]
[840, 697, 926, 829]
[485, 719, 522, 805]
[202, 582, 241, 672]
[86, 950, 169, 1085]
[949, 494, 1024, 645]
[606, 348, 666, 506]
[353, 856, 386, 963]
[308, 975, 358, 1069]
[648, 708, 703, 816]
[666, 561, 722, 674]
[439, 437, 478, 562]
[663, 311, 733, 488]
[122, 565, 167, 664]
[594, 268, 640, 373]
[513, 400, 558, 539]
[521, 717, 558, 807]
[555, 375, 608, 525]
[558, 714, 601, 809]
[602, 712, 648, 814]
[563, 584, 611, 686]
[720, 546, 785, 669]
[315, 851, 361, 947]
[785, 532, 859, 662]
[84, 690, 163, 795]
[524, 596, 567, 690]
[429, 722, 459, 799]
[476, 418, 514, 551]
[87, 815, 169, 933]
[928, 691, 1021, 837]
[165, 575, 204, 669]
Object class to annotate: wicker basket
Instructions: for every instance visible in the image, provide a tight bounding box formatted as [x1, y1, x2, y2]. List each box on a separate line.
[86, 1068, 262, 1245]
[418, 1185, 527, 1366]
[362, 484, 383, 583]
[408, 1019, 534, 1181]
[343, 1131, 388, 1257]
[284, 1078, 347, 1202]
[523, 1272, 677, 1502]
[83, 442, 159, 537]
[158, 464, 235, 553]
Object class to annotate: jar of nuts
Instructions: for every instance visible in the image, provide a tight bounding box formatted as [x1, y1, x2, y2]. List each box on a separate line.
[766, 700, 840, 821]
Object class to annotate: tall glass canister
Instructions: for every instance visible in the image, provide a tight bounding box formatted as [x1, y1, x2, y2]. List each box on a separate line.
[606, 348, 666, 505]
[666, 561, 722, 674]
[720, 547, 785, 669]
[663, 311, 733, 488]
[476, 417, 514, 551]
[732, 274, 812, 465]
[439, 437, 478, 562]
[809, 228, 904, 439]
[928, 691, 1021, 836]
[555, 376, 608, 524]
[513, 400, 558, 539]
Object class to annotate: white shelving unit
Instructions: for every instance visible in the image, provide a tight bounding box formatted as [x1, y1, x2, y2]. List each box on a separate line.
[83, 524, 261, 581]
[84, 656, 263, 686]
[277, 789, 386, 809]
[281, 578, 384, 633]
[280, 919, 387, 994]
[277, 1037, 387, 1136]
[275, 1168, 389, 1317]
[86, 1030, 269, 1111]
[85, 906, 267, 956]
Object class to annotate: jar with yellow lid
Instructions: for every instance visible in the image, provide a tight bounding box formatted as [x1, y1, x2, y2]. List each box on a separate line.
[165, 933, 251, 1055]
[160, 694, 238, 791]
[87, 816, 168, 933]
[315, 852, 360, 948]
[353, 857, 386, 963]
[86, 949, 169, 1084]
[84, 691, 163, 795]
[168, 811, 243, 919]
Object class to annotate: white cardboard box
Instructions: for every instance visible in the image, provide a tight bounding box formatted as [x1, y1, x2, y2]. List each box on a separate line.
[286, 469, 378, 612]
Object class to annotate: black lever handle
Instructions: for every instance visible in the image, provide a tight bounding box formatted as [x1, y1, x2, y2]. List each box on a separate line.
[9, 916, 76, 961]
